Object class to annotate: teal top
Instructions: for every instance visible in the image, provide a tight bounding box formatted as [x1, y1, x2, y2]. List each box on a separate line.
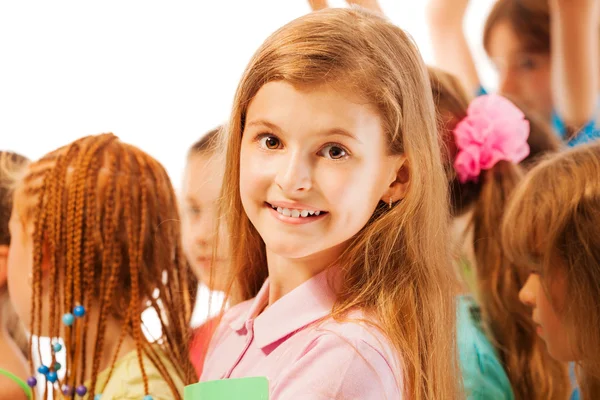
[0, 368, 32, 399]
[477, 86, 600, 147]
[457, 295, 515, 400]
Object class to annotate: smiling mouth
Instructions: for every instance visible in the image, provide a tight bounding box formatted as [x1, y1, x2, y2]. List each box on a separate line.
[265, 202, 328, 219]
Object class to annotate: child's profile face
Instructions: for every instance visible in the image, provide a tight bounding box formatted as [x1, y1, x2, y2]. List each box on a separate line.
[519, 269, 575, 362]
[487, 21, 553, 120]
[239, 81, 402, 265]
[181, 154, 231, 292]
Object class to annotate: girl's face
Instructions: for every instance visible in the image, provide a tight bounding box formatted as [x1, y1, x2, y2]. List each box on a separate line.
[181, 154, 231, 292]
[239, 81, 404, 267]
[6, 207, 34, 330]
[487, 21, 553, 120]
[519, 268, 575, 362]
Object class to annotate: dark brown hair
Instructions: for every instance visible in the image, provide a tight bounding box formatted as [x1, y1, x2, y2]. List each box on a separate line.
[15, 134, 198, 399]
[503, 143, 600, 400]
[483, 0, 551, 55]
[187, 126, 222, 159]
[429, 66, 570, 400]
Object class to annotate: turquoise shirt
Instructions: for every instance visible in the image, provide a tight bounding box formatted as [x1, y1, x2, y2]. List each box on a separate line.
[457, 295, 515, 400]
[476, 86, 600, 147]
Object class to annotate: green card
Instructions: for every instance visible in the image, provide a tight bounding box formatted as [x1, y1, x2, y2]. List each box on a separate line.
[185, 377, 269, 400]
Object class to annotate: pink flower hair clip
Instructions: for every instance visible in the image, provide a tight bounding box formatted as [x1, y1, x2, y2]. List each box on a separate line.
[453, 94, 531, 183]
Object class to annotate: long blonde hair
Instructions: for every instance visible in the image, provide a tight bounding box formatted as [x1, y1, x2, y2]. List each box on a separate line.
[219, 8, 460, 399]
[428, 66, 569, 400]
[502, 142, 600, 400]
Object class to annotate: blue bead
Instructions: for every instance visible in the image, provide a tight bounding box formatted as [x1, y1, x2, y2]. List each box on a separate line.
[74, 305, 86, 318]
[52, 343, 62, 352]
[143, 396, 153, 400]
[47, 371, 58, 383]
[54, 362, 61, 371]
[62, 313, 75, 326]
[94, 395, 102, 400]
[37, 365, 49, 375]
[26, 377, 37, 387]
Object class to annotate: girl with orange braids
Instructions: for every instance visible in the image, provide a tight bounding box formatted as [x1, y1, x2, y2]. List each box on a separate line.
[6, 134, 198, 399]
[502, 142, 600, 400]
[429, 66, 570, 400]
[0, 151, 31, 400]
[200, 8, 461, 399]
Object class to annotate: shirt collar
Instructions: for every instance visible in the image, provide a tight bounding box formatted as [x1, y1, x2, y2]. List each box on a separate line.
[229, 268, 339, 349]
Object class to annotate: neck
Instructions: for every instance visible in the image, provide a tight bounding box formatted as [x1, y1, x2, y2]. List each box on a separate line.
[266, 243, 346, 306]
[0, 310, 28, 376]
[74, 307, 138, 389]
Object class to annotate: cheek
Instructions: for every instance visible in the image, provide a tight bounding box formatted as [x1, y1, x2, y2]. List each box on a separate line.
[7, 245, 32, 323]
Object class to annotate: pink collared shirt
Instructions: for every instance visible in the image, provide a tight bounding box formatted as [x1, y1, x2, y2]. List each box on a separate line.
[200, 269, 403, 399]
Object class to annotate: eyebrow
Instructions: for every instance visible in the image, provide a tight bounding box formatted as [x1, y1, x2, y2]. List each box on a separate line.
[245, 119, 362, 144]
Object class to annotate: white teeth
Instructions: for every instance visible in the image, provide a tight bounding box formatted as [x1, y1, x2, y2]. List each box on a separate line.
[270, 203, 324, 218]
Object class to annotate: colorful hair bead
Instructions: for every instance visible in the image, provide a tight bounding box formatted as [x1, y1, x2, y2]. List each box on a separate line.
[52, 342, 63, 352]
[73, 305, 86, 318]
[54, 362, 61, 371]
[26, 377, 37, 388]
[62, 312, 75, 326]
[94, 395, 102, 400]
[143, 396, 154, 400]
[76, 385, 88, 396]
[37, 365, 49, 375]
[62, 384, 74, 396]
[47, 371, 58, 383]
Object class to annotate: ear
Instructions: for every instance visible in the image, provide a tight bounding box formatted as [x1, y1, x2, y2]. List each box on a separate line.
[0, 245, 8, 286]
[382, 155, 410, 204]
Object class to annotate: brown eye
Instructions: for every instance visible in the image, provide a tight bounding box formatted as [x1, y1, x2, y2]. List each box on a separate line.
[320, 144, 347, 160]
[260, 135, 281, 150]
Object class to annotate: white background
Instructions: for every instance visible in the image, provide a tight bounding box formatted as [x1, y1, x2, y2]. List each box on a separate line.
[1, 0, 497, 190]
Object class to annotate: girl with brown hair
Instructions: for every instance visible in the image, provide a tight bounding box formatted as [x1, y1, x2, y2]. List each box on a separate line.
[0, 151, 31, 400]
[502, 142, 600, 400]
[7, 134, 198, 399]
[429, 67, 570, 399]
[200, 7, 461, 399]
[427, 0, 600, 147]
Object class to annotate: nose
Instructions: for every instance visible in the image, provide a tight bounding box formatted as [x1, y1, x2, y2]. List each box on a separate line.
[274, 150, 313, 194]
[193, 213, 216, 247]
[519, 274, 539, 308]
[498, 69, 520, 100]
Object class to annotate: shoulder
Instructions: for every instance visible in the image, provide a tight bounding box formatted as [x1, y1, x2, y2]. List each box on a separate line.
[100, 349, 184, 400]
[0, 375, 29, 400]
[270, 311, 403, 399]
[456, 297, 514, 400]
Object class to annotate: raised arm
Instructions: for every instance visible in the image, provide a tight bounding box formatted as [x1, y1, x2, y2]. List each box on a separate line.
[426, 0, 481, 95]
[550, 0, 600, 130]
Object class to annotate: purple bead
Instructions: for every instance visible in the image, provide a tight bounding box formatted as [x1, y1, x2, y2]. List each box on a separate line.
[62, 384, 74, 396]
[76, 385, 88, 396]
[26, 377, 37, 387]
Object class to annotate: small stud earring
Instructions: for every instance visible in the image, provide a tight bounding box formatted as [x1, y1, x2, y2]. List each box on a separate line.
[388, 197, 393, 209]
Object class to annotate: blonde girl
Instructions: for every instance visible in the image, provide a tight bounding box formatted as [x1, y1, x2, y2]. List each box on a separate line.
[201, 8, 460, 399]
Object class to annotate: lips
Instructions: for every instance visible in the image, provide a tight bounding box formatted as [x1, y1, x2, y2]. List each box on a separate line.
[265, 201, 328, 219]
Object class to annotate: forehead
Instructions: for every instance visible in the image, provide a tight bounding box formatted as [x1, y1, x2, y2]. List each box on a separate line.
[487, 21, 524, 58]
[246, 81, 383, 137]
[182, 154, 224, 200]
